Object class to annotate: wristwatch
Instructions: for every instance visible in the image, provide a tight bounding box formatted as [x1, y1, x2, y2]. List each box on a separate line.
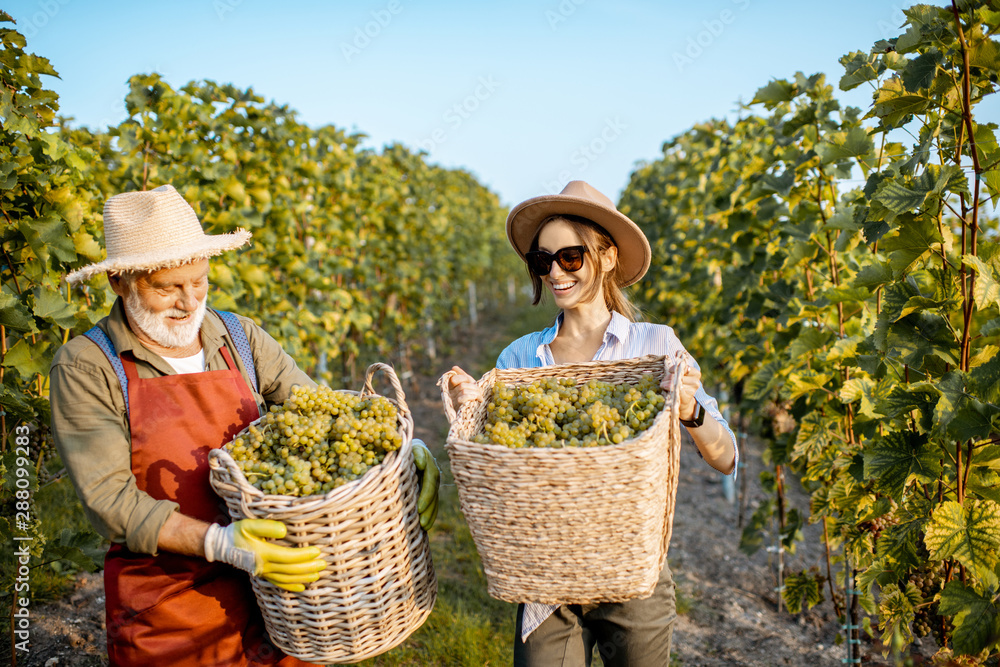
[680, 403, 706, 428]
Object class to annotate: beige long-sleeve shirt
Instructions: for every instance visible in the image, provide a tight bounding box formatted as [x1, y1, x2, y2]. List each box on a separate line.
[49, 298, 315, 555]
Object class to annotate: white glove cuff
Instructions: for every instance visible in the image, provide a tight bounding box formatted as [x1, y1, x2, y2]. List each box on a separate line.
[204, 523, 259, 575]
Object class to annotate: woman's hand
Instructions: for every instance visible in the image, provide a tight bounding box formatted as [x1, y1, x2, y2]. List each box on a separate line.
[447, 366, 482, 411]
[662, 354, 702, 423]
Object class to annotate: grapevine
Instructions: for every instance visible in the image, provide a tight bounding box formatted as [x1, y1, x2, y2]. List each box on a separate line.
[474, 376, 666, 448]
[229, 385, 402, 497]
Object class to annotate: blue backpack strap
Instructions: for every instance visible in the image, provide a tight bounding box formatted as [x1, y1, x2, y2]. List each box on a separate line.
[213, 309, 259, 394]
[82, 326, 131, 419]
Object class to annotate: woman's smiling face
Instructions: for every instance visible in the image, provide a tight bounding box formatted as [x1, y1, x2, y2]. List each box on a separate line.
[535, 218, 603, 311]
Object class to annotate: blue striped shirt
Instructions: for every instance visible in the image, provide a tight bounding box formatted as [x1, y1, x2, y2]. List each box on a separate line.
[500, 311, 739, 641]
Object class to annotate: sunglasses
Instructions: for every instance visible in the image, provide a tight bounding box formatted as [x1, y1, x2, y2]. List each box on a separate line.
[525, 246, 589, 276]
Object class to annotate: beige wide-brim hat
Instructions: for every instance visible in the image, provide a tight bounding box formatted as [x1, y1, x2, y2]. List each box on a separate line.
[505, 180, 651, 287]
[66, 184, 251, 284]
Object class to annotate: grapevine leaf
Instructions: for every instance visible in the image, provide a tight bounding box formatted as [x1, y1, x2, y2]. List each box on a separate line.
[791, 412, 833, 463]
[739, 496, 775, 556]
[18, 213, 76, 265]
[827, 336, 863, 364]
[937, 580, 1000, 656]
[933, 371, 967, 439]
[863, 431, 940, 503]
[901, 49, 944, 92]
[816, 127, 875, 165]
[876, 384, 937, 431]
[1, 338, 50, 381]
[852, 261, 894, 291]
[781, 570, 824, 614]
[898, 295, 948, 319]
[969, 354, 1000, 404]
[745, 360, 783, 401]
[924, 500, 1000, 581]
[822, 286, 872, 304]
[788, 327, 834, 359]
[840, 51, 883, 91]
[42, 528, 103, 573]
[963, 254, 1000, 312]
[0, 288, 37, 333]
[751, 79, 797, 109]
[887, 312, 960, 369]
[876, 495, 932, 567]
[983, 170, 1000, 208]
[877, 583, 916, 652]
[949, 401, 1000, 443]
[31, 286, 76, 329]
[880, 215, 942, 278]
[0, 383, 34, 421]
[870, 77, 932, 126]
[968, 29, 1000, 72]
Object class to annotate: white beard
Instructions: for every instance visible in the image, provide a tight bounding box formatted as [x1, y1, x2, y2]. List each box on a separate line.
[125, 289, 207, 350]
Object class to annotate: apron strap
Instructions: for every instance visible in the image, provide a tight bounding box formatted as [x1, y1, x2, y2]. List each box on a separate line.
[82, 327, 131, 418]
[213, 310, 259, 394]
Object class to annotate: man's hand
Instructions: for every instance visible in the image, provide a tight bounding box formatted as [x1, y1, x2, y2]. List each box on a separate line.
[204, 519, 326, 592]
[412, 439, 440, 531]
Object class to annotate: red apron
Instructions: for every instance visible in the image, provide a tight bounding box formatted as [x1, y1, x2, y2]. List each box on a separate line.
[104, 346, 315, 667]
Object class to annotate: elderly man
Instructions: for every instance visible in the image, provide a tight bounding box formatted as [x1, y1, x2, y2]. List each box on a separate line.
[51, 184, 438, 666]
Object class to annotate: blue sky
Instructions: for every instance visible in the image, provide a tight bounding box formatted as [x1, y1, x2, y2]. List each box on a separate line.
[6, 0, 995, 208]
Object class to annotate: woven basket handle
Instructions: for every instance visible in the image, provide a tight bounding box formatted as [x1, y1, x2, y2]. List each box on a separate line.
[437, 370, 460, 424]
[361, 362, 408, 414]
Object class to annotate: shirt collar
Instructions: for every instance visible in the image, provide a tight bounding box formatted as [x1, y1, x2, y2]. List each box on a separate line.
[102, 297, 227, 369]
[535, 310, 630, 363]
[605, 311, 630, 344]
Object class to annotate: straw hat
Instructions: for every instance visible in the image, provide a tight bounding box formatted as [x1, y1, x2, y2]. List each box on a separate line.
[505, 180, 651, 287]
[66, 185, 251, 284]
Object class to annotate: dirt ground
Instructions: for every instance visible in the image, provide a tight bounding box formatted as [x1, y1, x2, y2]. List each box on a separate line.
[13, 317, 942, 667]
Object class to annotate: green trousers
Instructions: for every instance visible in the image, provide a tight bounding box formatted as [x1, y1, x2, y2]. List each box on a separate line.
[513, 561, 677, 667]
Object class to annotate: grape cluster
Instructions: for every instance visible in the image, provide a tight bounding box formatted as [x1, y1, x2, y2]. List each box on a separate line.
[474, 375, 666, 449]
[910, 560, 948, 641]
[228, 385, 402, 497]
[26, 426, 56, 483]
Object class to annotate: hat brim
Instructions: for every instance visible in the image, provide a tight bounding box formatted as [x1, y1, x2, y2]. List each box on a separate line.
[65, 229, 251, 284]
[506, 195, 651, 287]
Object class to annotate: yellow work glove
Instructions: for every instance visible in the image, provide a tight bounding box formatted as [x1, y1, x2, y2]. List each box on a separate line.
[204, 519, 326, 592]
[412, 439, 440, 531]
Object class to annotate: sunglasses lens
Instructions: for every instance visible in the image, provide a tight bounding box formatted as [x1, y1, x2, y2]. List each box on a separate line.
[526, 252, 553, 276]
[556, 248, 584, 272]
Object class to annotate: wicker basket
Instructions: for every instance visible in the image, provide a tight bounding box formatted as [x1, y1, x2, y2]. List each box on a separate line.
[438, 354, 683, 605]
[209, 363, 437, 664]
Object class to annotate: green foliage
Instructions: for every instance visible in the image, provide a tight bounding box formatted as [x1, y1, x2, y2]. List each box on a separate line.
[620, 0, 1000, 657]
[782, 568, 824, 614]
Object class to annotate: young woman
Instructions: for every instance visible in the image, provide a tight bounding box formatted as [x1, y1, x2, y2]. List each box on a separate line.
[447, 180, 738, 667]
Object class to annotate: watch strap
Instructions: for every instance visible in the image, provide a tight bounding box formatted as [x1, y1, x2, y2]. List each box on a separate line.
[680, 402, 706, 428]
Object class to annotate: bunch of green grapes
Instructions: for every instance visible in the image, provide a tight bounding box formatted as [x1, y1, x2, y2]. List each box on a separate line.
[474, 375, 666, 448]
[228, 385, 402, 496]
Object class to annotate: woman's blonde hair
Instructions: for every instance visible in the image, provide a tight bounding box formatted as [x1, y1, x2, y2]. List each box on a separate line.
[527, 214, 640, 321]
